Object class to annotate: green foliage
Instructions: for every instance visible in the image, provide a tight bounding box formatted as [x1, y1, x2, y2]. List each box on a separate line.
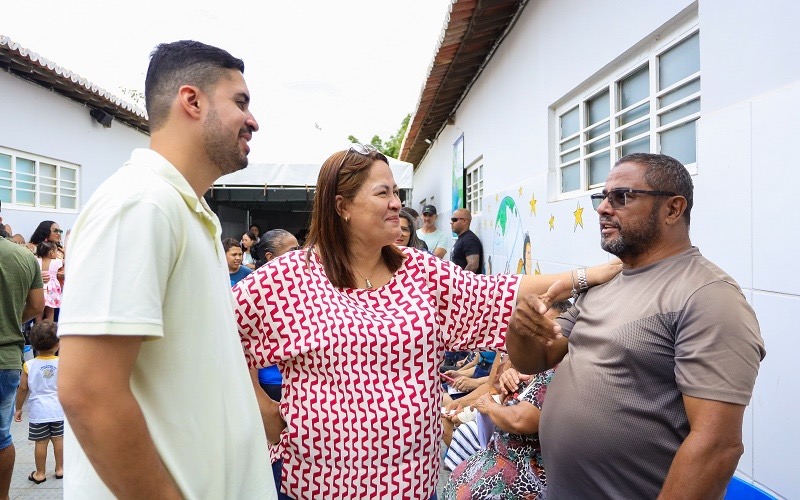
[348, 114, 411, 159]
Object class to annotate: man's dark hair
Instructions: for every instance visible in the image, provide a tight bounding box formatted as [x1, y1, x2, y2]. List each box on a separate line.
[145, 40, 245, 131]
[616, 153, 694, 227]
[222, 238, 241, 253]
[0, 226, 7, 239]
[30, 320, 59, 351]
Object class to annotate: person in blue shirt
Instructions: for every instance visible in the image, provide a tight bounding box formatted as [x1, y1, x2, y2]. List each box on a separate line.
[224, 238, 252, 287]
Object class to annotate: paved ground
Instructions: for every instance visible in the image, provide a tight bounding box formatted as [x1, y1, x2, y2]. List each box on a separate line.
[8, 401, 63, 499]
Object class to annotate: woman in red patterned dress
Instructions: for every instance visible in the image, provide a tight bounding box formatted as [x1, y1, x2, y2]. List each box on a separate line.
[232, 144, 620, 500]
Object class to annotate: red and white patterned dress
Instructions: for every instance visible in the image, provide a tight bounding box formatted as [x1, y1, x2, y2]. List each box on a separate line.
[233, 247, 519, 500]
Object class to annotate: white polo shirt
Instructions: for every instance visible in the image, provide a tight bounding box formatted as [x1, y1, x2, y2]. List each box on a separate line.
[58, 149, 274, 499]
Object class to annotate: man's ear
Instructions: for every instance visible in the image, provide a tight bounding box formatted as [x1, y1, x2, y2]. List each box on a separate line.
[177, 85, 203, 120]
[664, 196, 688, 225]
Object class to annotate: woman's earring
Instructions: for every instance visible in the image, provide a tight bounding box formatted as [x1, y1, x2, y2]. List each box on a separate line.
[344, 215, 350, 222]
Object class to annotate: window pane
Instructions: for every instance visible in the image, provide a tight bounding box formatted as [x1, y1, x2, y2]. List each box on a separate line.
[0, 154, 10, 203]
[660, 98, 700, 126]
[587, 91, 610, 125]
[16, 158, 34, 175]
[41, 177, 57, 193]
[60, 196, 76, 209]
[40, 162, 57, 179]
[16, 190, 34, 206]
[60, 167, 77, 182]
[660, 120, 697, 164]
[587, 121, 610, 140]
[621, 137, 650, 157]
[620, 119, 650, 141]
[588, 152, 611, 186]
[619, 102, 649, 125]
[660, 78, 701, 107]
[620, 66, 649, 109]
[40, 193, 57, 208]
[561, 107, 579, 138]
[587, 136, 610, 154]
[560, 150, 579, 163]
[659, 33, 700, 90]
[561, 163, 580, 192]
[560, 136, 580, 152]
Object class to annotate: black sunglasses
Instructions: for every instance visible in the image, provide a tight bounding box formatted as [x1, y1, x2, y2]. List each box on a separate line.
[450, 217, 466, 223]
[591, 188, 677, 210]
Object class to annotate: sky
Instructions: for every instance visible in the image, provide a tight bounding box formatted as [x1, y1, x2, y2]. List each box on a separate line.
[2, 0, 453, 163]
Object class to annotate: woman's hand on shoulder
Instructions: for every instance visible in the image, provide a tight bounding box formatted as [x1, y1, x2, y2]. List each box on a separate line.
[587, 259, 622, 286]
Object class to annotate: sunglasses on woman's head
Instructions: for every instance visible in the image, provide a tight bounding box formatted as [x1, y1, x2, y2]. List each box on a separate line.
[338, 143, 382, 171]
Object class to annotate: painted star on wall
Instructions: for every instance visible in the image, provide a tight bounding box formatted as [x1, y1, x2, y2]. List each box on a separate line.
[573, 203, 584, 232]
[534, 262, 541, 275]
[519, 186, 524, 197]
[529, 193, 537, 216]
[495, 194, 499, 202]
[548, 215, 555, 231]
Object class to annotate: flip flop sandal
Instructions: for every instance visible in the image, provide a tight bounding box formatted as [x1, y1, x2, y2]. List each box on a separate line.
[28, 472, 46, 484]
[55, 474, 64, 479]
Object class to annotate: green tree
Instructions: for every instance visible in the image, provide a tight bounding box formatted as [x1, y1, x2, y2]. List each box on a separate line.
[348, 113, 410, 159]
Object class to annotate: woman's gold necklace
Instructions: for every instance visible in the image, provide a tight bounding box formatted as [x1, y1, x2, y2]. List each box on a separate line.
[354, 259, 382, 289]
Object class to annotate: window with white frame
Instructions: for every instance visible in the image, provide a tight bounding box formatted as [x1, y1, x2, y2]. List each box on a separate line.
[465, 159, 483, 214]
[0, 148, 80, 210]
[556, 27, 700, 195]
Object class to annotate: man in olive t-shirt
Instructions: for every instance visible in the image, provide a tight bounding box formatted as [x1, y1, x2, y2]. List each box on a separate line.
[507, 154, 765, 499]
[0, 231, 44, 497]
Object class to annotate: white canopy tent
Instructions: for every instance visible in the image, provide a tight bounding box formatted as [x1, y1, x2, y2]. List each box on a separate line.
[213, 156, 414, 189]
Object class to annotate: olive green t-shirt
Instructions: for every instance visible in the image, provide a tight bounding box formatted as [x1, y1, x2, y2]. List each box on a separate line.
[0, 238, 43, 369]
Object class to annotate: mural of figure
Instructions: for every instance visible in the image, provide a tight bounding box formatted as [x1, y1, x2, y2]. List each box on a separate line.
[492, 196, 524, 274]
[516, 232, 532, 274]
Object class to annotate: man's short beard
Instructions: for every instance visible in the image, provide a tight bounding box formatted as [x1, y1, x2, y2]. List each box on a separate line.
[203, 106, 248, 177]
[601, 203, 661, 258]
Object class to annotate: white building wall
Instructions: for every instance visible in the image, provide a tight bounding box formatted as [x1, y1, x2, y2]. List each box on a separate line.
[412, 0, 799, 497]
[0, 72, 149, 238]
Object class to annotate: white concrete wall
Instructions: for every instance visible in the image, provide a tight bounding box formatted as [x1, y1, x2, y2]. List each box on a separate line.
[412, 0, 799, 497]
[0, 72, 149, 238]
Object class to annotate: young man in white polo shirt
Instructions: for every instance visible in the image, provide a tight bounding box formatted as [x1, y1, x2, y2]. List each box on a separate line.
[57, 41, 274, 499]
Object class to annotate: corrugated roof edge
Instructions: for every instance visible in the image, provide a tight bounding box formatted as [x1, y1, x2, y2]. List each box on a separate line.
[398, 0, 455, 159]
[0, 34, 149, 133]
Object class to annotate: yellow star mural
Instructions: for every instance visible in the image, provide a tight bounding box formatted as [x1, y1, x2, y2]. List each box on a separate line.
[518, 186, 523, 197]
[495, 194, 499, 202]
[534, 262, 541, 275]
[529, 193, 537, 216]
[573, 203, 584, 232]
[548, 215, 555, 231]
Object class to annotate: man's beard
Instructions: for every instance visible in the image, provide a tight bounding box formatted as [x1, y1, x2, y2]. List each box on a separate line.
[203, 107, 248, 177]
[600, 203, 661, 258]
